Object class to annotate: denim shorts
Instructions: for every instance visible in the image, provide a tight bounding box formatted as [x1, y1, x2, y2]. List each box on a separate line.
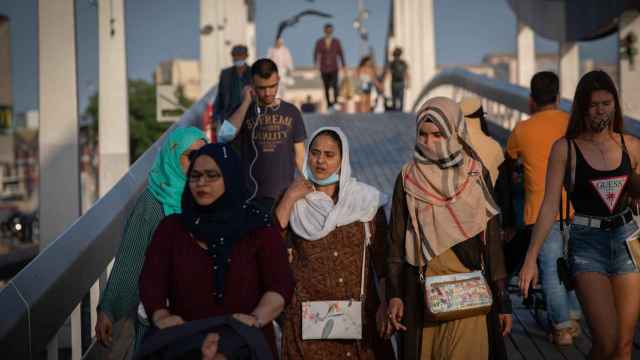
[568, 221, 639, 276]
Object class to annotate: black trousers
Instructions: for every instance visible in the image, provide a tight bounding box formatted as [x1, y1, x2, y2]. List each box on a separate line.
[321, 71, 339, 107]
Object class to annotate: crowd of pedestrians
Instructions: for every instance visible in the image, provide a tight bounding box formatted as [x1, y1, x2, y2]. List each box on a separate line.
[91, 20, 640, 360]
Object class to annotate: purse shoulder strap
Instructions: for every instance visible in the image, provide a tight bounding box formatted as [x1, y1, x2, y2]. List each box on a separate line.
[559, 138, 575, 258]
[560, 138, 575, 231]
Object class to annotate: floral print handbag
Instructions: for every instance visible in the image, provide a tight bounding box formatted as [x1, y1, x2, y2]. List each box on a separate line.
[422, 269, 493, 322]
[301, 223, 370, 340]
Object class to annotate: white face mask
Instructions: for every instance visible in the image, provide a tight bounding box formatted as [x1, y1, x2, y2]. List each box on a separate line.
[234, 60, 245, 68]
[304, 166, 340, 186]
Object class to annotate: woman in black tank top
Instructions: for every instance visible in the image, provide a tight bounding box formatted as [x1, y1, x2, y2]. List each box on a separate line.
[571, 133, 633, 217]
[519, 70, 640, 360]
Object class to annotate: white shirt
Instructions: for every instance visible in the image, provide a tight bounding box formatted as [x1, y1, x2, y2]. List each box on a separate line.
[267, 46, 294, 74]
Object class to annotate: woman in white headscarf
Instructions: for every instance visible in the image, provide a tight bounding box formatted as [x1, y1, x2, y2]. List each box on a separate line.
[385, 97, 512, 360]
[275, 127, 394, 359]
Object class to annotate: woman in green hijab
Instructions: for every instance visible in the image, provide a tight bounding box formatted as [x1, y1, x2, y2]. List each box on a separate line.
[95, 127, 207, 355]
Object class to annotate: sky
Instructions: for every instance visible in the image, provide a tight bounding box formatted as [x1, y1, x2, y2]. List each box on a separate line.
[0, 0, 617, 115]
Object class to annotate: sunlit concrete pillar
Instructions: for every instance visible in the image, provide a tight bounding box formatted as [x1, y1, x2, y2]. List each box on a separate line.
[517, 20, 535, 87]
[38, 0, 81, 359]
[98, 0, 129, 197]
[246, 21, 256, 64]
[97, 0, 129, 337]
[200, 0, 226, 96]
[415, 0, 436, 105]
[559, 42, 580, 100]
[200, 0, 254, 96]
[619, 10, 640, 119]
[390, 0, 436, 110]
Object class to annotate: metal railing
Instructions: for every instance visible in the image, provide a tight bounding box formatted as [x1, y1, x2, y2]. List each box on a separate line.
[0, 86, 216, 359]
[412, 68, 640, 138]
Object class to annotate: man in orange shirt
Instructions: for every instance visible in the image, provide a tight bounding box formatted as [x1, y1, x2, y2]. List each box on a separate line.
[506, 71, 582, 345]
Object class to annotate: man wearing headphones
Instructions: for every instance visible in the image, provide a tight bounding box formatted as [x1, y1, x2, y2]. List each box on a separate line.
[218, 58, 307, 202]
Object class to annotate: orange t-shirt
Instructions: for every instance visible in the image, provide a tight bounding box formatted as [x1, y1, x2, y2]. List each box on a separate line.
[506, 109, 572, 225]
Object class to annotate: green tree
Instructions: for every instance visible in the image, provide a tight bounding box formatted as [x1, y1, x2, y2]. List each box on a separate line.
[84, 79, 172, 163]
[175, 84, 194, 109]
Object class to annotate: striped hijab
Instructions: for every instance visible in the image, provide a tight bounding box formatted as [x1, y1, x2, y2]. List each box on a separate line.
[402, 97, 499, 266]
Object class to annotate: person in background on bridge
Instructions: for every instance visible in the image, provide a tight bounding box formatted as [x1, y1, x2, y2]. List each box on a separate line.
[385, 97, 512, 360]
[519, 70, 640, 359]
[267, 37, 294, 99]
[212, 45, 252, 125]
[314, 23, 346, 112]
[355, 55, 382, 113]
[139, 143, 294, 359]
[460, 97, 503, 186]
[384, 47, 410, 112]
[300, 94, 318, 114]
[460, 97, 518, 275]
[506, 71, 583, 346]
[217, 58, 306, 203]
[274, 127, 394, 359]
[95, 127, 207, 356]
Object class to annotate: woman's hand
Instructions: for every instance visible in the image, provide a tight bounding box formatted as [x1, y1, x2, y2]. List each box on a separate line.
[95, 311, 113, 347]
[285, 178, 314, 203]
[153, 309, 185, 329]
[276, 178, 314, 228]
[155, 315, 185, 329]
[518, 257, 539, 299]
[233, 313, 258, 327]
[201, 333, 227, 360]
[387, 297, 407, 333]
[376, 302, 391, 338]
[499, 314, 513, 336]
[631, 198, 640, 213]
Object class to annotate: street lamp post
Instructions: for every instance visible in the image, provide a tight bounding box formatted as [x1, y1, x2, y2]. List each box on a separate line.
[353, 0, 370, 59]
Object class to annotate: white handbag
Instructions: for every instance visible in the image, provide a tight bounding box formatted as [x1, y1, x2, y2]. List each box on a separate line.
[301, 222, 370, 340]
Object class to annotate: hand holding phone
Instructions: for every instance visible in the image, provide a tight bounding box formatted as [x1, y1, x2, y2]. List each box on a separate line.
[242, 86, 256, 104]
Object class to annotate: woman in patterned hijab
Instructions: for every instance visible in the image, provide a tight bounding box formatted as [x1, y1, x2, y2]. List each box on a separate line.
[385, 97, 512, 360]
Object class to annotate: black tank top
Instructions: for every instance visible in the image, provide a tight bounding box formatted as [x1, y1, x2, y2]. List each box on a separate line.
[571, 135, 632, 217]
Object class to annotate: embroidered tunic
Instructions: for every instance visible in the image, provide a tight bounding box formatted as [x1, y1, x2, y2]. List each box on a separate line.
[281, 209, 394, 360]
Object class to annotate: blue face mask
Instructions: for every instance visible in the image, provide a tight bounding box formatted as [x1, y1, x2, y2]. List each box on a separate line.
[234, 60, 245, 68]
[304, 166, 340, 186]
[218, 120, 237, 143]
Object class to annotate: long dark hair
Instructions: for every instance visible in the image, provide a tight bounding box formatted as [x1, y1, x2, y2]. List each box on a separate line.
[358, 56, 373, 68]
[479, 115, 491, 137]
[566, 70, 623, 139]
